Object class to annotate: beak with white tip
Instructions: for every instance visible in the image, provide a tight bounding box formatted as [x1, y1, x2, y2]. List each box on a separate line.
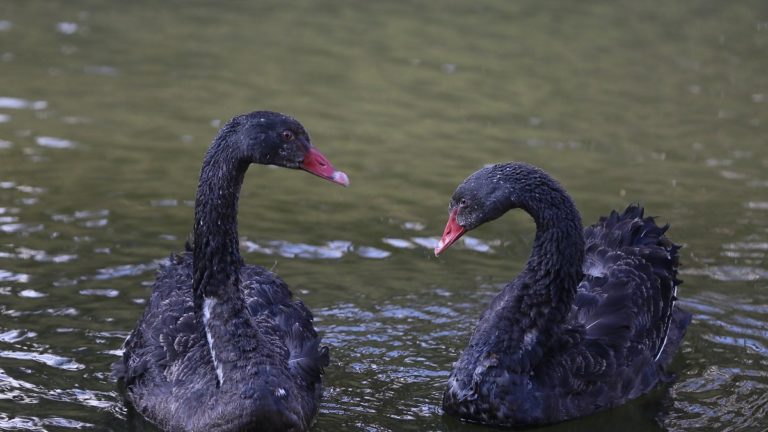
[300, 147, 349, 187]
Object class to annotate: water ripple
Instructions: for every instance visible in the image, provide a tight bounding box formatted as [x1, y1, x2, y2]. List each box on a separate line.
[356, 246, 391, 259]
[150, 199, 179, 207]
[0, 330, 37, 343]
[56, 22, 79, 35]
[0, 96, 47, 110]
[1, 307, 79, 318]
[668, 368, 768, 431]
[0, 247, 77, 263]
[52, 209, 110, 227]
[0, 223, 44, 234]
[0, 367, 106, 428]
[35, 136, 77, 149]
[18, 289, 46, 298]
[401, 221, 425, 231]
[0, 350, 84, 371]
[91, 261, 159, 281]
[0, 415, 94, 430]
[78, 289, 119, 298]
[407, 235, 497, 253]
[0, 182, 45, 194]
[723, 242, 768, 251]
[703, 333, 766, 355]
[47, 388, 114, 409]
[382, 238, 416, 249]
[462, 236, 496, 253]
[243, 239, 391, 260]
[316, 297, 464, 430]
[0, 269, 29, 283]
[681, 266, 768, 281]
[410, 237, 438, 249]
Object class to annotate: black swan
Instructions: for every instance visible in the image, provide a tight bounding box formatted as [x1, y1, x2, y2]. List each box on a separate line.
[112, 111, 348, 431]
[434, 162, 691, 426]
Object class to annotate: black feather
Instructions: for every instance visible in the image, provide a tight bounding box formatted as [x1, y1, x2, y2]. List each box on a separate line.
[112, 112, 334, 432]
[440, 164, 690, 427]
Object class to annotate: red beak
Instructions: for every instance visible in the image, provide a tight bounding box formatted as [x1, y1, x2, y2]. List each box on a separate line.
[434, 208, 467, 256]
[300, 147, 349, 187]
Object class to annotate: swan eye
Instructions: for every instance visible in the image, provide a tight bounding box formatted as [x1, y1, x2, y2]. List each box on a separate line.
[281, 130, 295, 141]
[459, 198, 468, 207]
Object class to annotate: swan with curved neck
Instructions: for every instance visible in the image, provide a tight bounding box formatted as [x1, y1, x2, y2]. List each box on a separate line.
[114, 111, 347, 431]
[436, 162, 690, 426]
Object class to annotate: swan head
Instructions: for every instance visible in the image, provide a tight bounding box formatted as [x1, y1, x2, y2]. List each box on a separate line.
[434, 163, 544, 255]
[228, 111, 349, 186]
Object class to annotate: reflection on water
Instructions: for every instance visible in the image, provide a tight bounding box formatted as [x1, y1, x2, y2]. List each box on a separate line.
[242, 235, 497, 260]
[0, 269, 29, 283]
[668, 293, 768, 431]
[0, 248, 77, 263]
[0, 351, 83, 371]
[34, 136, 76, 150]
[683, 266, 768, 282]
[1, 0, 767, 430]
[0, 97, 47, 111]
[0, 416, 94, 431]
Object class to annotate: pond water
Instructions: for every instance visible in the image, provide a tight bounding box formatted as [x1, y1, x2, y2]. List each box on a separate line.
[1, 1, 767, 431]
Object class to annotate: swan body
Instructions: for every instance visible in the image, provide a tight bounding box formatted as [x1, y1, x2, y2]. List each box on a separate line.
[435, 162, 690, 426]
[112, 111, 348, 431]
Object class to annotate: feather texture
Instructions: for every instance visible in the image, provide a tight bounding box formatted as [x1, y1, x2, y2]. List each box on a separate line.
[440, 163, 691, 426]
[113, 253, 328, 431]
[112, 112, 339, 432]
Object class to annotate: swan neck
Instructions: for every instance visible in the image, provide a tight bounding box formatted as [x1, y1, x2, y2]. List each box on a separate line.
[518, 194, 585, 327]
[192, 139, 249, 306]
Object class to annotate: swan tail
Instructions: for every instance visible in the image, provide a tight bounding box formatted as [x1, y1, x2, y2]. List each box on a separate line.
[581, 204, 684, 367]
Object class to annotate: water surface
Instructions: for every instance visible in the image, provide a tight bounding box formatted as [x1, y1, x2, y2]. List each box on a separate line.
[1, 1, 767, 431]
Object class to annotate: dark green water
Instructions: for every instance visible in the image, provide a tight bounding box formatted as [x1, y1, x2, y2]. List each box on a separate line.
[1, 1, 767, 431]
